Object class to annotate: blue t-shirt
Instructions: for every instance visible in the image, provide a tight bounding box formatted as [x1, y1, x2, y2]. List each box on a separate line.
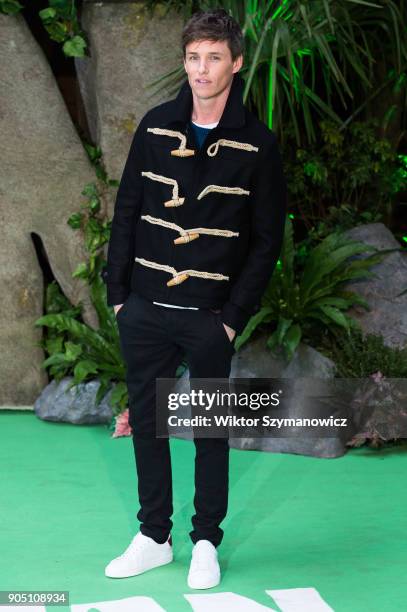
[190, 121, 217, 148]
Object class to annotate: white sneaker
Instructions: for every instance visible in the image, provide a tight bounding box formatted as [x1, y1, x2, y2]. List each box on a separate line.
[105, 532, 173, 578]
[187, 539, 221, 589]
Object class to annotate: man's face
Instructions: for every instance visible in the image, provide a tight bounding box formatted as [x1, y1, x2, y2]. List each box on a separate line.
[183, 39, 243, 101]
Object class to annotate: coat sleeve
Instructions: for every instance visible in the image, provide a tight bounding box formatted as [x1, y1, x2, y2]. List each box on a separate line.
[220, 132, 287, 335]
[102, 116, 146, 306]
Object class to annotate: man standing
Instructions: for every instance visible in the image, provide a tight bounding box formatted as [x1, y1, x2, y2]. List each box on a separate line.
[103, 8, 287, 589]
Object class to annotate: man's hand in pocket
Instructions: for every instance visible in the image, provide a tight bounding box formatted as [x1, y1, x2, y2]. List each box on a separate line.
[210, 309, 236, 342]
[223, 323, 236, 342]
[114, 304, 123, 316]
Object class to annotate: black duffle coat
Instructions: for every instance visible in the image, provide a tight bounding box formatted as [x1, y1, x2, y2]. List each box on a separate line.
[103, 72, 287, 335]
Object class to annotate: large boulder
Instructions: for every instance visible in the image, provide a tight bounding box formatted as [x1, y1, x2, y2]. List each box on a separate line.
[230, 335, 336, 379]
[344, 223, 407, 349]
[0, 14, 97, 405]
[75, 1, 184, 182]
[169, 335, 349, 458]
[228, 336, 346, 458]
[34, 377, 114, 424]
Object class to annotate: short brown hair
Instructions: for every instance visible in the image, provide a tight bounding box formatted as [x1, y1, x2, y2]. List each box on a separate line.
[182, 9, 244, 62]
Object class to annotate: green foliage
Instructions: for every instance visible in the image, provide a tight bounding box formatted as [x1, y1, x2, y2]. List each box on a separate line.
[39, 0, 87, 57]
[316, 325, 407, 378]
[34, 275, 127, 413]
[235, 216, 393, 360]
[0, 0, 23, 14]
[34, 177, 129, 414]
[67, 182, 111, 280]
[82, 142, 119, 187]
[145, 0, 407, 144]
[0, 0, 88, 57]
[286, 119, 403, 236]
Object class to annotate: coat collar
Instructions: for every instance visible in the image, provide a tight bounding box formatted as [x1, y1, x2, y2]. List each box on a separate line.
[163, 72, 246, 129]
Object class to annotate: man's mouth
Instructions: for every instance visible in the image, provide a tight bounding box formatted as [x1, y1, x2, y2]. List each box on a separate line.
[196, 79, 211, 84]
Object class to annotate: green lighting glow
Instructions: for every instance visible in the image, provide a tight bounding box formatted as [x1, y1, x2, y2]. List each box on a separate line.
[290, 58, 300, 78]
[272, 0, 289, 21]
[268, 59, 273, 129]
[272, 6, 284, 20]
[297, 48, 312, 57]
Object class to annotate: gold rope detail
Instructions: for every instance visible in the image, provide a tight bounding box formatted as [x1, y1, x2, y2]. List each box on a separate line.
[147, 127, 195, 157]
[141, 214, 239, 238]
[135, 257, 229, 282]
[141, 171, 179, 198]
[207, 139, 259, 157]
[147, 127, 187, 150]
[197, 185, 250, 200]
[141, 171, 185, 206]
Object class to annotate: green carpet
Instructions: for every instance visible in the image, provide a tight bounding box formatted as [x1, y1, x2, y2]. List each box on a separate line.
[1, 410, 406, 611]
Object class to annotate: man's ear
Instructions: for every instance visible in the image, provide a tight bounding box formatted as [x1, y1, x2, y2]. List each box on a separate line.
[232, 54, 244, 74]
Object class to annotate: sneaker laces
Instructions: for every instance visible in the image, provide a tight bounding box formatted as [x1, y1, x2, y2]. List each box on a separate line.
[117, 534, 150, 560]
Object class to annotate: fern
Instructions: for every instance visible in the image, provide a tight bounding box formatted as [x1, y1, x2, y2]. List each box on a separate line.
[236, 216, 397, 361]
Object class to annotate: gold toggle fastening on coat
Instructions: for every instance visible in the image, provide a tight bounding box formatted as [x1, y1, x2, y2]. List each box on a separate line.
[147, 127, 195, 157]
[141, 171, 185, 207]
[174, 233, 200, 244]
[167, 273, 190, 286]
[206, 139, 259, 157]
[164, 198, 185, 208]
[171, 150, 195, 158]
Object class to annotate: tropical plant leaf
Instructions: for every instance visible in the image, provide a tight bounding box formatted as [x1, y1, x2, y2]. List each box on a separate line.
[72, 359, 99, 384]
[283, 322, 302, 360]
[235, 305, 274, 351]
[35, 314, 120, 364]
[317, 305, 351, 328]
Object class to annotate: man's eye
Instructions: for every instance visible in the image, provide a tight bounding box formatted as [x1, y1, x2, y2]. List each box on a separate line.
[188, 56, 220, 61]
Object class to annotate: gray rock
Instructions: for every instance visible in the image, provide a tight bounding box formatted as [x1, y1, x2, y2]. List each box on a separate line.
[0, 14, 97, 405]
[34, 377, 114, 424]
[75, 1, 184, 182]
[169, 337, 348, 457]
[228, 435, 346, 458]
[343, 222, 407, 349]
[230, 334, 336, 379]
[227, 336, 346, 457]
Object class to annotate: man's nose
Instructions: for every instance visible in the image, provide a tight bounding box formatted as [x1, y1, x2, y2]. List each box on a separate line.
[198, 62, 209, 73]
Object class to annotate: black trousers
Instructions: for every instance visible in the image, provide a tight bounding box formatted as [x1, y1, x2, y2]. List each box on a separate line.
[116, 291, 235, 548]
